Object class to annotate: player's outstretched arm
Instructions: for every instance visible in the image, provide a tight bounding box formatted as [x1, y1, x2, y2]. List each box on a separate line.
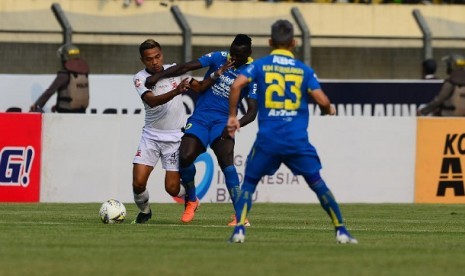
[145, 60, 202, 88]
[310, 89, 336, 116]
[190, 60, 234, 93]
[142, 78, 190, 108]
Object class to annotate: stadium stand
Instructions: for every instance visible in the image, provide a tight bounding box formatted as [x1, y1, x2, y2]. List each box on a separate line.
[0, 0, 464, 78]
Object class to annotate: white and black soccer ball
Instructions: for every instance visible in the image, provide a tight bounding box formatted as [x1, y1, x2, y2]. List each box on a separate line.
[99, 199, 126, 224]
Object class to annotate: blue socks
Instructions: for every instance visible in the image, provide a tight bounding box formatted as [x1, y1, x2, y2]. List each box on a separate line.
[180, 164, 197, 202]
[306, 176, 344, 228]
[234, 176, 258, 225]
[222, 165, 241, 208]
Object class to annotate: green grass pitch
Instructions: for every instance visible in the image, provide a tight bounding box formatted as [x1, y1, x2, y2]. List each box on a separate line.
[1, 203, 464, 276]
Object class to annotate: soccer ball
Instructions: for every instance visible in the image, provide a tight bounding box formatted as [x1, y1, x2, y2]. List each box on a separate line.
[99, 199, 126, 224]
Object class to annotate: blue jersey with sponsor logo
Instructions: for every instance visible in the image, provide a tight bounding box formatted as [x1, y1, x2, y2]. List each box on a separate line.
[195, 51, 256, 120]
[240, 49, 320, 153]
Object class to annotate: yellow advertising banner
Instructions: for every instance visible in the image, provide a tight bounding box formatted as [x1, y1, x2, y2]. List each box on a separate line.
[415, 118, 465, 203]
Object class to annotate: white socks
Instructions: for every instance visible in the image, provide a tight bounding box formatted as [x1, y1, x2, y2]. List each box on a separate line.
[177, 184, 186, 198]
[134, 189, 150, 214]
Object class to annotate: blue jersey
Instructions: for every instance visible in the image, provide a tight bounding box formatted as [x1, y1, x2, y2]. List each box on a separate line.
[195, 51, 256, 119]
[240, 49, 320, 154]
[184, 51, 257, 148]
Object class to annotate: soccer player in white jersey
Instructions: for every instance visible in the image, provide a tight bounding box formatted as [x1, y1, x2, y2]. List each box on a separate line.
[131, 39, 232, 223]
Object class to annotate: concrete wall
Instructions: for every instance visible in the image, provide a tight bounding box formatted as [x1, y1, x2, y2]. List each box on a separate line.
[38, 114, 416, 204]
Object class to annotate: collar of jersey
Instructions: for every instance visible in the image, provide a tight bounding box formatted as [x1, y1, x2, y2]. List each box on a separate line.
[271, 49, 294, 58]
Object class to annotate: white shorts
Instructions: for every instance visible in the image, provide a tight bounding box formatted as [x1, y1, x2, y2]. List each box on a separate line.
[133, 135, 180, 171]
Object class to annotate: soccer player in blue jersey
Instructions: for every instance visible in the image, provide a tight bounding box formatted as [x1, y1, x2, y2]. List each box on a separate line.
[227, 20, 358, 244]
[145, 34, 258, 224]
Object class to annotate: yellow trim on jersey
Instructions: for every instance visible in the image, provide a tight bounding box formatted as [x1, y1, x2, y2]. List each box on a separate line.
[270, 49, 294, 58]
[246, 56, 254, 64]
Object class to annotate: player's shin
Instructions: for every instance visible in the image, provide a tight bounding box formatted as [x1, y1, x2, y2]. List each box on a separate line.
[235, 180, 257, 225]
[134, 189, 150, 214]
[177, 183, 186, 198]
[307, 177, 344, 227]
[180, 164, 197, 202]
[222, 165, 240, 208]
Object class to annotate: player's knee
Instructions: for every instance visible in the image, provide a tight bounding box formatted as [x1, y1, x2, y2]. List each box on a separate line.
[165, 185, 180, 197]
[215, 149, 233, 169]
[304, 171, 323, 187]
[179, 148, 197, 168]
[179, 154, 195, 168]
[132, 181, 146, 194]
[218, 156, 233, 169]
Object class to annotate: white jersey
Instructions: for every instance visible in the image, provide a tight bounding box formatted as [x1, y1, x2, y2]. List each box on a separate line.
[133, 63, 189, 141]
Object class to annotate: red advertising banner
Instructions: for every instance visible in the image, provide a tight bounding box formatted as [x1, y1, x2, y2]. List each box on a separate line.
[0, 113, 42, 202]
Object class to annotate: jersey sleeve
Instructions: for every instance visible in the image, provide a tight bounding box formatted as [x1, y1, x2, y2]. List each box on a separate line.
[306, 67, 322, 92]
[198, 51, 219, 68]
[133, 73, 150, 98]
[246, 82, 258, 100]
[198, 51, 228, 70]
[241, 62, 258, 84]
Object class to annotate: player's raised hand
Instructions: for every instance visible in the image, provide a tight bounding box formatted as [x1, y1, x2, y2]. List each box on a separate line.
[175, 78, 191, 95]
[216, 60, 235, 76]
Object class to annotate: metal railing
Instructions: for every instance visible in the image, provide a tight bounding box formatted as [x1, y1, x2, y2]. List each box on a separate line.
[22, 3, 440, 66]
[412, 9, 433, 60]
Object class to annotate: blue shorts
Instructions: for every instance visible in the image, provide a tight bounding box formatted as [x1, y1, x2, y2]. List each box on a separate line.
[244, 141, 322, 179]
[184, 115, 227, 148]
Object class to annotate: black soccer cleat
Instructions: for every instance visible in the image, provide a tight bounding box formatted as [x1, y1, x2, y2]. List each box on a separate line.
[131, 210, 152, 224]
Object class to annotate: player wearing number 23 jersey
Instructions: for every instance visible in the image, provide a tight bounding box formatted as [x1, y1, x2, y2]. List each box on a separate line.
[240, 49, 321, 157]
[227, 20, 357, 245]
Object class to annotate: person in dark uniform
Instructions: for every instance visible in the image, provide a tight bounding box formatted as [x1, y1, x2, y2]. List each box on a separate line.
[421, 58, 437, 80]
[418, 54, 465, 116]
[30, 44, 90, 113]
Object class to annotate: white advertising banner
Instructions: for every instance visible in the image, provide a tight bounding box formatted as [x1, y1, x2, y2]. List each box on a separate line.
[39, 115, 416, 204]
[0, 74, 196, 114]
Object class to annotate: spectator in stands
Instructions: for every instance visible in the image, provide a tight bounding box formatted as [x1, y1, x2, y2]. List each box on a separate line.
[123, 0, 144, 7]
[30, 44, 90, 113]
[418, 53, 465, 116]
[422, 58, 437, 80]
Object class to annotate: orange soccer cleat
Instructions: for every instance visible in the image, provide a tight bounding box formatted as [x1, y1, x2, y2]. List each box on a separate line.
[181, 198, 200, 223]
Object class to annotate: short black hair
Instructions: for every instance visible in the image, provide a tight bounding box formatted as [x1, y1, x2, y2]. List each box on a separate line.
[231, 34, 252, 51]
[422, 58, 436, 75]
[139, 39, 161, 56]
[271, 19, 294, 47]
